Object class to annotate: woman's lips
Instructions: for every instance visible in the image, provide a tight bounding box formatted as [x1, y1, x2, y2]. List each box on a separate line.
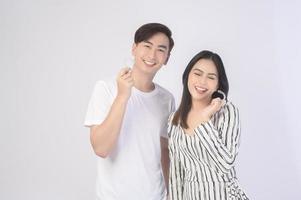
[195, 86, 208, 94]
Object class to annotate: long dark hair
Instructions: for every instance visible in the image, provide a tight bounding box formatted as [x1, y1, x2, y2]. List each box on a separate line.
[172, 50, 229, 128]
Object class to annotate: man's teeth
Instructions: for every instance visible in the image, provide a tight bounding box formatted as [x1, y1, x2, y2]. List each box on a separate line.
[144, 60, 155, 65]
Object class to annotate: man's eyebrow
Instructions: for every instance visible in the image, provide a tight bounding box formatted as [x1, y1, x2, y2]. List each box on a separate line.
[143, 40, 153, 45]
[158, 45, 167, 50]
[143, 40, 167, 50]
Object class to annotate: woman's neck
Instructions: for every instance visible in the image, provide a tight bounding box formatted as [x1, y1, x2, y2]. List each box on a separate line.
[191, 98, 211, 111]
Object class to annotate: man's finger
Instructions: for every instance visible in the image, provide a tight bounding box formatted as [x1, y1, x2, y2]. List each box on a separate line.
[118, 67, 131, 77]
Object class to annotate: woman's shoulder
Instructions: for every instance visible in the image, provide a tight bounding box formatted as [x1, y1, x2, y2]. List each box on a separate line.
[211, 101, 240, 126]
[168, 111, 176, 120]
[168, 111, 177, 128]
[220, 101, 239, 114]
[167, 111, 177, 138]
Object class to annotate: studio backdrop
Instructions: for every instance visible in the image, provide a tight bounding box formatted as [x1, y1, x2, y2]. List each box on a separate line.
[0, 0, 300, 199]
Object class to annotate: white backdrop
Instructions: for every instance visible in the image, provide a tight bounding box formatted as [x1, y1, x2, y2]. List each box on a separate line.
[1, 0, 300, 199]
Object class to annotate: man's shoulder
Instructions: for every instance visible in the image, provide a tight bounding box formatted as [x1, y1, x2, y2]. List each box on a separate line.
[94, 77, 117, 92]
[154, 83, 174, 100]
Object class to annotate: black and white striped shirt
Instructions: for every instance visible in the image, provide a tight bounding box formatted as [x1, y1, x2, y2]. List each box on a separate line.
[168, 102, 249, 200]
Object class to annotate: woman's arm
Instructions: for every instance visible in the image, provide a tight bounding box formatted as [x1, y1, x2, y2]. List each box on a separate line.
[196, 102, 241, 173]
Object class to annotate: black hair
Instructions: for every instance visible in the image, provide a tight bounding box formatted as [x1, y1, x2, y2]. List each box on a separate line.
[134, 23, 174, 53]
[172, 50, 229, 128]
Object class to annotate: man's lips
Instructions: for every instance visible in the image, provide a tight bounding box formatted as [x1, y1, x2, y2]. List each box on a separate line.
[143, 60, 156, 67]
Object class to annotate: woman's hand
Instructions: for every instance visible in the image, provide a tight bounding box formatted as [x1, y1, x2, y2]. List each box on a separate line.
[201, 98, 226, 121]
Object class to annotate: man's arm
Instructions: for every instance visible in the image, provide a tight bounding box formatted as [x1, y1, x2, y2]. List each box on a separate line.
[90, 68, 133, 158]
[161, 137, 170, 192]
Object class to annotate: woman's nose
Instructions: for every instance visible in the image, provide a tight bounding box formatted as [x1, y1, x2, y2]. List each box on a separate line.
[198, 76, 207, 84]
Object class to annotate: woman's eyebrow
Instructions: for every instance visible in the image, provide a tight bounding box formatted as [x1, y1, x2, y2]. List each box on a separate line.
[193, 68, 217, 76]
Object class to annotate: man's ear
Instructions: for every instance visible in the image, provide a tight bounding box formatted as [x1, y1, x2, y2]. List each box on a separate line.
[131, 43, 137, 56]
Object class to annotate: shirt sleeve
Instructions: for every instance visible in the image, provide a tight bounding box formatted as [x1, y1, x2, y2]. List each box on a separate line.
[84, 80, 113, 127]
[195, 102, 241, 173]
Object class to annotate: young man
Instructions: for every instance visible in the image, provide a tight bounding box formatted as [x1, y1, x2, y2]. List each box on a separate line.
[84, 23, 175, 200]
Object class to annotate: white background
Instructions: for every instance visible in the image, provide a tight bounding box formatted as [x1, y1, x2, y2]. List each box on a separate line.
[1, 0, 300, 199]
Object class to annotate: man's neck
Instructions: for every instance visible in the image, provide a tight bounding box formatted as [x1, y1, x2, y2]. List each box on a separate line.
[131, 67, 155, 92]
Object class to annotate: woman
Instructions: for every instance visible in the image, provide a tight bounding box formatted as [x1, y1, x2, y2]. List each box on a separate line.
[168, 50, 249, 200]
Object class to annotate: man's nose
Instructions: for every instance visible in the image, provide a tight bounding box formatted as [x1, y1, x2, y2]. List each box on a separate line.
[147, 48, 156, 60]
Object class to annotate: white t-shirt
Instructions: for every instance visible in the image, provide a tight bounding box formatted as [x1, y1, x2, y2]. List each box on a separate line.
[84, 78, 175, 200]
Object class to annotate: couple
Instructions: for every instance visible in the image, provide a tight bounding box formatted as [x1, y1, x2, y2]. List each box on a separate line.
[84, 23, 249, 200]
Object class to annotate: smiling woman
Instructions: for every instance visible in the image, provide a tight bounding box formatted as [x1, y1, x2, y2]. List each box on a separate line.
[168, 50, 249, 200]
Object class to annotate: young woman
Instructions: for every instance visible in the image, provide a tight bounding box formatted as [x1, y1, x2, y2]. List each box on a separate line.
[168, 50, 249, 200]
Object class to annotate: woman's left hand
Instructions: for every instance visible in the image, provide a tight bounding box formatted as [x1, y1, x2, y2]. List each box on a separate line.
[201, 98, 226, 120]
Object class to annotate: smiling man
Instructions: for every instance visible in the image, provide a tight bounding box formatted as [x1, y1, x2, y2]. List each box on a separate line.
[84, 23, 175, 200]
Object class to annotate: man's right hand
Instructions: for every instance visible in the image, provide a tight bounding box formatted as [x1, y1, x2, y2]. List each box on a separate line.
[90, 67, 134, 158]
[116, 67, 134, 101]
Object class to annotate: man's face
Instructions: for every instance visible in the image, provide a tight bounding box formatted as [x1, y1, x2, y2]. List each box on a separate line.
[132, 32, 170, 76]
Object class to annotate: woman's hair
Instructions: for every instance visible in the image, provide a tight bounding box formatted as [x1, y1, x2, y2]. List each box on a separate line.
[172, 50, 229, 128]
[134, 23, 174, 53]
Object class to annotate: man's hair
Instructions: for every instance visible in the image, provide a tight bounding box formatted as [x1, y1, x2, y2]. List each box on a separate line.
[134, 23, 174, 53]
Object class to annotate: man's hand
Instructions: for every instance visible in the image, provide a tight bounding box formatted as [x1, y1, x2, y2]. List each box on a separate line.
[116, 67, 134, 101]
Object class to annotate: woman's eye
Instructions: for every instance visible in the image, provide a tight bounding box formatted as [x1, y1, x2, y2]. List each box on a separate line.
[194, 73, 201, 76]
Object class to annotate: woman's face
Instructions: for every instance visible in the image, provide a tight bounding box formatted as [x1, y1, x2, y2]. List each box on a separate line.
[187, 58, 219, 103]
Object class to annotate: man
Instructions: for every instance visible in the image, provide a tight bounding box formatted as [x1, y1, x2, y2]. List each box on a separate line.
[84, 23, 175, 200]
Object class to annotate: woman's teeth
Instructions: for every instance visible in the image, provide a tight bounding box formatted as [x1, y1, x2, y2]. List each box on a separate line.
[195, 86, 207, 93]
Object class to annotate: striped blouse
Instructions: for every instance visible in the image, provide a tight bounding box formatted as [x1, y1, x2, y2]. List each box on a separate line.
[168, 102, 249, 200]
